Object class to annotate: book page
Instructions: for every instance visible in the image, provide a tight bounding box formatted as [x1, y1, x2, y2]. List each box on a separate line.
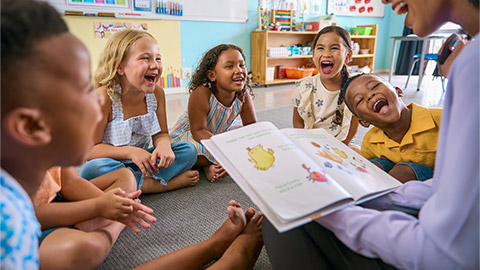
[281, 128, 402, 202]
[206, 122, 352, 223]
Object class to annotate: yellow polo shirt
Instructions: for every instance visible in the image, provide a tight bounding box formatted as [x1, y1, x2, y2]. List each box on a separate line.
[360, 103, 442, 169]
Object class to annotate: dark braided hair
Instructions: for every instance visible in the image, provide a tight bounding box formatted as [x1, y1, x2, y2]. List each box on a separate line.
[1, 0, 68, 117]
[312, 26, 353, 126]
[188, 44, 253, 99]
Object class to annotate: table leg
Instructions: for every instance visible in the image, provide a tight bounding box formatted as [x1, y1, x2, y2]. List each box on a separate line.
[389, 39, 398, 82]
[417, 41, 427, 91]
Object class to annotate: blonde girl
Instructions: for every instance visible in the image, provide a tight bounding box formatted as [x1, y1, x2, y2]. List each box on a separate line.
[81, 29, 199, 193]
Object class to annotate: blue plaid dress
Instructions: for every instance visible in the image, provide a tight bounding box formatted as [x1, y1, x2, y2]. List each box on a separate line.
[103, 86, 161, 150]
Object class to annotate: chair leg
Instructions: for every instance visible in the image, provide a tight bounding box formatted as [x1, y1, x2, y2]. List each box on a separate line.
[436, 61, 446, 92]
[405, 58, 419, 89]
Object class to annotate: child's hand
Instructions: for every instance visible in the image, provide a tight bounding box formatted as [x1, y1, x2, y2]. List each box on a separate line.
[95, 188, 134, 220]
[130, 147, 156, 176]
[119, 190, 156, 233]
[151, 145, 175, 169]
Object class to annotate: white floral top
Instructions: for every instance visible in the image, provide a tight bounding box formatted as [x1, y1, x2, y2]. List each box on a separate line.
[292, 74, 353, 141]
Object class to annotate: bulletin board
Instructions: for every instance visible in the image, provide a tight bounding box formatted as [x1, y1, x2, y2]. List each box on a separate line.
[327, 0, 385, 17]
[48, 0, 249, 22]
[63, 16, 183, 89]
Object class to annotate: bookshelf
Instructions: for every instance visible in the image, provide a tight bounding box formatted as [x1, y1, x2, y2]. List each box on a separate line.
[251, 30, 317, 85]
[251, 25, 377, 85]
[350, 24, 378, 72]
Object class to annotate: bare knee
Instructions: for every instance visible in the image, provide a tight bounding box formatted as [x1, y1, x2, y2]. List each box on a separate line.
[111, 168, 137, 192]
[40, 232, 112, 270]
[388, 164, 417, 183]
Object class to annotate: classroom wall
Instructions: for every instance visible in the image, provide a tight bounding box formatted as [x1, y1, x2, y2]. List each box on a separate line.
[64, 2, 405, 88]
[179, 1, 405, 86]
[64, 16, 183, 87]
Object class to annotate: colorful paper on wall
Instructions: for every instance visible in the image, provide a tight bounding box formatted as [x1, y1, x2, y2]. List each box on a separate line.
[94, 22, 148, 39]
[158, 67, 182, 88]
[68, 0, 128, 7]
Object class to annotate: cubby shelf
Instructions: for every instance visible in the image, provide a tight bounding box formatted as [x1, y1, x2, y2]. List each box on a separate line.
[251, 24, 377, 85]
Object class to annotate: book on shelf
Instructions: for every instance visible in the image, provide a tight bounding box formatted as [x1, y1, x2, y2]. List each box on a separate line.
[202, 122, 402, 233]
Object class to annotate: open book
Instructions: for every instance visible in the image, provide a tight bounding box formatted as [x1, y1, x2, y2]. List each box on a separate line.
[202, 122, 402, 233]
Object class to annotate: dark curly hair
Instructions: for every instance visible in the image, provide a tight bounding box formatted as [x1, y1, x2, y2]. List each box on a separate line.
[340, 73, 366, 114]
[1, 0, 68, 117]
[312, 26, 353, 126]
[188, 44, 253, 99]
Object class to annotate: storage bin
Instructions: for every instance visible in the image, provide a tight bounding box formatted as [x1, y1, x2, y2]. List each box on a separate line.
[285, 68, 315, 79]
[350, 27, 373, 36]
[267, 47, 291, 57]
[266, 67, 275, 81]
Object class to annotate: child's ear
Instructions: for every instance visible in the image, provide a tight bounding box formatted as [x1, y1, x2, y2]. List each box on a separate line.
[116, 64, 125, 76]
[345, 49, 353, 64]
[207, 70, 216, 82]
[359, 119, 371, 128]
[395, 86, 404, 97]
[3, 108, 51, 146]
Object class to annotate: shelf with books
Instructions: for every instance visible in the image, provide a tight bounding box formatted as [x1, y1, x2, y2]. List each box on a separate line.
[350, 24, 378, 72]
[251, 30, 317, 85]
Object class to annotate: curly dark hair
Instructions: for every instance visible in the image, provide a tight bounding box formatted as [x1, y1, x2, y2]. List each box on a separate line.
[188, 44, 253, 99]
[1, 0, 68, 117]
[340, 73, 366, 114]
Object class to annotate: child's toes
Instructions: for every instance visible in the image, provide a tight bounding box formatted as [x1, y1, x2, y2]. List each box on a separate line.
[245, 207, 255, 221]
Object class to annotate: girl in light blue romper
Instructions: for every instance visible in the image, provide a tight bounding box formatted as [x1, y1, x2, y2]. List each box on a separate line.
[81, 29, 198, 193]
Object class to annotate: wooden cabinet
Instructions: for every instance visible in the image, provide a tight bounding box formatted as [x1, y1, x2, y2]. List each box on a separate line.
[251, 30, 317, 85]
[350, 24, 378, 73]
[250, 24, 378, 85]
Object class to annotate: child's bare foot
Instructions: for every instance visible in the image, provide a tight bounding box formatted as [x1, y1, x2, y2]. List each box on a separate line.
[170, 170, 200, 188]
[208, 211, 264, 270]
[141, 170, 199, 193]
[208, 200, 250, 257]
[204, 164, 228, 182]
[241, 211, 264, 270]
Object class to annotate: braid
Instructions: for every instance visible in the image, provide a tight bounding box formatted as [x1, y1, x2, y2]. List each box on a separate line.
[332, 65, 350, 125]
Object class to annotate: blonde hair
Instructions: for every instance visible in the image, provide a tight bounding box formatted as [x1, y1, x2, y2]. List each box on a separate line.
[93, 29, 156, 101]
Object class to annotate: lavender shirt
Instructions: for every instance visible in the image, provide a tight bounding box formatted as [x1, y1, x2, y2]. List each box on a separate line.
[317, 34, 479, 269]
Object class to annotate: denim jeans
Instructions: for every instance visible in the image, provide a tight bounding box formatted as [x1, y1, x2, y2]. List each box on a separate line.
[369, 157, 433, 181]
[80, 142, 197, 189]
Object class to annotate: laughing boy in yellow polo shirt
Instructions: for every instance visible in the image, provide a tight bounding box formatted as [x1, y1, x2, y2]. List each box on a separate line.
[342, 73, 442, 183]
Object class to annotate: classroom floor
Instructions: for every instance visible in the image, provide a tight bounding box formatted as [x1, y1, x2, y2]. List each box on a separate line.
[165, 72, 446, 128]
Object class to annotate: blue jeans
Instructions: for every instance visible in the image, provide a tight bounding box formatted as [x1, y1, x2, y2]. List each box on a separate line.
[370, 157, 433, 181]
[80, 142, 197, 189]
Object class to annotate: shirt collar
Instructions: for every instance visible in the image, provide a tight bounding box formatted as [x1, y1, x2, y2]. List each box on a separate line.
[368, 103, 437, 147]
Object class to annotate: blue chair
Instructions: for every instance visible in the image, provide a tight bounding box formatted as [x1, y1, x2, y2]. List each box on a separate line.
[404, 53, 445, 91]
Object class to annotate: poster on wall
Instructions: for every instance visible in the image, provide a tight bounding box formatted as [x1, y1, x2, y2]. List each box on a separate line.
[94, 22, 148, 39]
[68, 0, 128, 8]
[327, 0, 385, 17]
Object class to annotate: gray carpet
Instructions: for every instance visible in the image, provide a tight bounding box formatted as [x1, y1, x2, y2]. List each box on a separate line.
[97, 106, 294, 270]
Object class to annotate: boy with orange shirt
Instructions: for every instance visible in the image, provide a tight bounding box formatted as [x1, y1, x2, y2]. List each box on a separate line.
[0, 0, 154, 268]
[342, 73, 442, 183]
